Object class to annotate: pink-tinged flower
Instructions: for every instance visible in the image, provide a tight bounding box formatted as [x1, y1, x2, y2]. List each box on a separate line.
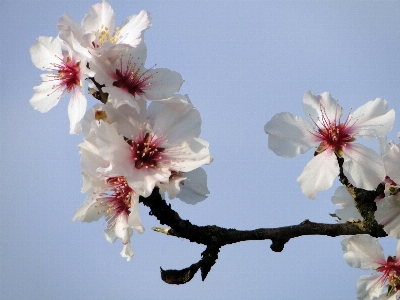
[87, 95, 211, 197]
[30, 36, 89, 134]
[75, 133, 143, 260]
[331, 186, 362, 223]
[74, 173, 143, 261]
[57, 0, 151, 58]
[158, 167, 210, 204]
[342, 235, 400, 300]
[91, 42, 183, 109]
[264, 91, 395, 199]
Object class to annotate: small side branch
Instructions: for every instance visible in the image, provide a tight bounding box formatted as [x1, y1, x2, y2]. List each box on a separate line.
[87, 77, 109, 104]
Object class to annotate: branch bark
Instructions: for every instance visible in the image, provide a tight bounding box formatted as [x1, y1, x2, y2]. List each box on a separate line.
[139, 184, 386, 284]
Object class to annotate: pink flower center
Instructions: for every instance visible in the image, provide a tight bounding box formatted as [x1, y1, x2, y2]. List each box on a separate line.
[311, 106, 356, 157]
[127, 131, 166, 169]
[50, 55, 81, 94]
[97, 176, 133, 229]
[376, 256, 400, 295]
[112, 56, 155, 98]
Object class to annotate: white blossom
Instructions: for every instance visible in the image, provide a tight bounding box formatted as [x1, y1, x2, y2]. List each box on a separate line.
[85, 95, 211, 197]
[264, 91, 395, 199]
[90, 42, 183, 109]
[74, 112, 144, 261]
[30, 36, 90, 134]
[57, 0, 151, 58]
[342, 235, 400, 300]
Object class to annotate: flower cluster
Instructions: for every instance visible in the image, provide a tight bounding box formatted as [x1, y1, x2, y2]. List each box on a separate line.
[30, 0, 212, 261]
[264, 91, 400, 299]
[31, 0, 400, 296]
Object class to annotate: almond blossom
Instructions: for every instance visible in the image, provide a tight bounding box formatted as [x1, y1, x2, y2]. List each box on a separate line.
[264, 91, 395, 199]
[57, 0, 151, 58]
[342, 235, 400, 300]
[84, 95, 211, 197]
[74, 131, 143, 261]
[30, 36, 90, 134]
[90, 42, 183, 109]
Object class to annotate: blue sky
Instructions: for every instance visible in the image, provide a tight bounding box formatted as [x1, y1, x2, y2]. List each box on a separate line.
[1, 1, 400, 299]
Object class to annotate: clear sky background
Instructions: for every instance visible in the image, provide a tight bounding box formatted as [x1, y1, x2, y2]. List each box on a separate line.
[1, 1, 400, 299]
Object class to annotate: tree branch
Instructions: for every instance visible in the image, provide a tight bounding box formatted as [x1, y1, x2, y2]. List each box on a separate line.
[139, 186, 385, 284]
[88, 77, 109, 104]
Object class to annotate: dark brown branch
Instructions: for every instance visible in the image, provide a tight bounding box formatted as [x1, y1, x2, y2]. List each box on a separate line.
[337, 156, 386, 237]
[87, 77, 109, 104]
[139, 186, 385, 284]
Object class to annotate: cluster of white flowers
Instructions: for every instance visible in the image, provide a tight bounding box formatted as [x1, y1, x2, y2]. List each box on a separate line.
[30, 0, 212, 261]
[265, 91, 400, 299]
[31, 0, 400, 297]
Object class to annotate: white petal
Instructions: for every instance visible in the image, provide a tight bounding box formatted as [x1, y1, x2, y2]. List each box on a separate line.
[169, 138, 212, 172]
[114, 212, 132, 244]
[120, 244, 134, 261]
[177, 168, 210, 205]
[105, 88, 140, 111]
[142, 68, 183, 100]
[103, 102, 144, 137]
[30, 78, 63, 113]
[95, 122, 130, 165]
[341, 235, 385, 270]
[80, 143, 109, 177]
[68, 88, 87, 134]
[151, 98, 201, 144]
[58, 26, 92, 59]
[30, 36, 62, 70]
[81, 171, 105, 194]
[302, 91, 342, 124]
[72, 194, 104, 222]
[117, 10, 151, 47]
[264, 112, 315, 158]
[331, 186, 362, 223]
[352, 98, 395, 139]
[377, 136, 390, 156]
[128, 195, 145, 233]
[296, 150, 338, 199]
[384, 143, 400, 183]
[104, 229, 117, 243]
[158, 175, 185, 200]
[356, 274, 383, 300]
[82, 0, 115, 35]
[301, 90, 320, 121]
[375, 194, 400, 239]
[343, 143, 386, 190]
[57, 14, 81, 36]
[377, 290, 400, 300]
